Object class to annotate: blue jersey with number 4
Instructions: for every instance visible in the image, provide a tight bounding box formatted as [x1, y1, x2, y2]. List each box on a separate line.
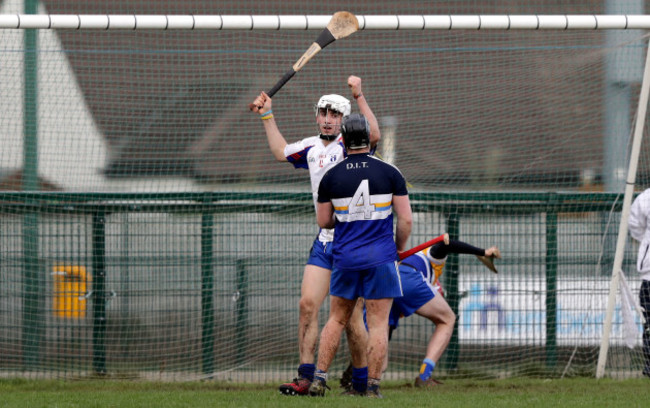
[317, 153, 408, 271]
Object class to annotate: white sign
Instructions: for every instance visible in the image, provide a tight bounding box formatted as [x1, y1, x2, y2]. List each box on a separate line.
[457, 274, 643, 346]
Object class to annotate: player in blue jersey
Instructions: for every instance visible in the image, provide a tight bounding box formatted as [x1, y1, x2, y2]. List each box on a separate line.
[339, 239, 501, 390]
[250, 77, 381, 396]
[310, 113, 413, 398]
[393, 240, 500, 387]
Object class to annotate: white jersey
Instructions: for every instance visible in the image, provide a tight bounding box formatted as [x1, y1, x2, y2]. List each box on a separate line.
[629, 188, 650, 281]
[284, 134, 346, 242]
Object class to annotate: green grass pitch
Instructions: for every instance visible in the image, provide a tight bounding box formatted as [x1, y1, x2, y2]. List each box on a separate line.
[1, 377, 649, 407]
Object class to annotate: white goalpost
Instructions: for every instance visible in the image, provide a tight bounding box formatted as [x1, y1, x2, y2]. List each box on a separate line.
[596, 36, 650, 379]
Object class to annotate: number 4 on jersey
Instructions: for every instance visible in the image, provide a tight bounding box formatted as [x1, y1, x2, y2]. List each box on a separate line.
[349, 179, 375, 219]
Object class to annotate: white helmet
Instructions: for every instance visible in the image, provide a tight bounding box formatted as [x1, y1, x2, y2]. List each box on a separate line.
[315, 94, 351, 117]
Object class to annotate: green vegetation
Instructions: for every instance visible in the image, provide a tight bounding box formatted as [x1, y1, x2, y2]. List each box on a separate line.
[1, 377, 649, 408]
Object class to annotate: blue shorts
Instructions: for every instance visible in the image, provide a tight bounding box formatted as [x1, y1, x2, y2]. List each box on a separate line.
[306, 239, 334, 270]
[331, 261, 403, 300]
[389, 265, 436, 328]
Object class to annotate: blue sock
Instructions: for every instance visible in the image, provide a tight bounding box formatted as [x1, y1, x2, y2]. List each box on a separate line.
[298, 364, 315, 381]
[351, 366, 368, 392]
[419, 358, 435, 380]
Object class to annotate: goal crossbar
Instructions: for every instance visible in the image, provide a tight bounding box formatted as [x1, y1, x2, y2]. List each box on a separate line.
[2, 14, 650, 30]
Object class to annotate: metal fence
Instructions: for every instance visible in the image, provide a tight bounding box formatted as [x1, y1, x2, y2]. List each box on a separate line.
[0, 192, 642, 381]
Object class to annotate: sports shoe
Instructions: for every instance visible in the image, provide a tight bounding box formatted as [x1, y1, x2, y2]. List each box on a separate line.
[366, 387, 383, 398]
[414, 376, 444, 388]
[308, 377, 330, 397]
[339, 364, 353, 390]
[341, 388, 366, 396]
[279, 377, 311, 396]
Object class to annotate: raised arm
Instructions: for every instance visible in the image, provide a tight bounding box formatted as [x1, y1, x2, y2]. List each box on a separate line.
[348, 76, 381, 149]
[250, 91, 289, 162]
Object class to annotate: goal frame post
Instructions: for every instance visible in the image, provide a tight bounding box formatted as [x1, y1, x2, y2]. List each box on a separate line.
[596, 36, 650, 379]
[3, 14, 650, 31]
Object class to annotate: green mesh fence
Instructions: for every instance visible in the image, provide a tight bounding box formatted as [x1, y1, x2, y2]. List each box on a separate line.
[0, 192, 643, 381]
[2, 0, 650, 381]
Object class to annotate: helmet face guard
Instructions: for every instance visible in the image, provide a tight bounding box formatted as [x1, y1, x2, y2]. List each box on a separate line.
[341, 113, 370, 150]
[315, 94, 351, 140]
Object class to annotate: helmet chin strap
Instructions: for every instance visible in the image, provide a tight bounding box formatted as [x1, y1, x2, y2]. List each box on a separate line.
[319, 133, 338, 141]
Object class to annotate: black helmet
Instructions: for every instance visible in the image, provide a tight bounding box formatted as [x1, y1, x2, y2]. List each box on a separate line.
[341, 113, 370, 150]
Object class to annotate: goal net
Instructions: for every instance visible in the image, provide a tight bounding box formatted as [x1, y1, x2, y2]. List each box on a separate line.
[1, 0, 649, 382]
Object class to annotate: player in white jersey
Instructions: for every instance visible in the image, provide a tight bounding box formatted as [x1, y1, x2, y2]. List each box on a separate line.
[628, 188, 650, 377]
[283, 133, 346, 243]
[250, 76, 381, 396]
